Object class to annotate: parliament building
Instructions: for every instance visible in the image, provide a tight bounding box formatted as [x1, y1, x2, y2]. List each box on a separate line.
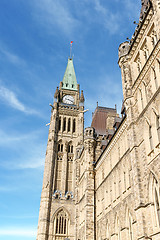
[37, 0, 160, 239]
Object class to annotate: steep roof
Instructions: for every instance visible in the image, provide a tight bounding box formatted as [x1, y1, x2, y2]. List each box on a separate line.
[62, 58, 77, 91]
[91, 106, 116, 136]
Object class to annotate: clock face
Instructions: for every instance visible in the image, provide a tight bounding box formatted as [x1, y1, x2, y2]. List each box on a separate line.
[63, 95, 74, 104]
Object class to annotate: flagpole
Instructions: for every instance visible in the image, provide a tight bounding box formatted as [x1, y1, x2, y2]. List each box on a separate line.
[70, 41, 73, 59]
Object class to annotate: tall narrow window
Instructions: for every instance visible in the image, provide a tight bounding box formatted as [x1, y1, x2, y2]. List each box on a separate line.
[71, 145, 73, 153]
[128, 213, 133, 240]
[68, 118, 71, 132]
[73, 119, 76, 133]
[63, 118, 66, 132]
[115, 217, 121, 240]
[58, 117, 61, 131]
[156, 115, 160, 141]
[53, 209, 69, 239]
[149, 125, 153, 150]
[153, 177, 160, 227]
[152, 67, 158, 90]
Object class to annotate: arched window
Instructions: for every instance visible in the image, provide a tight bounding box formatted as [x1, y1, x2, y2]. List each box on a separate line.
[115, 216, 121, 240]
[106, 222, 110, 240]
[152, 66, 158, 90]
[128, 212, 133, 240]
[73, 119, 76, 133]
[68, 118, 71, 132]
[150, 175, 160, 228]
[149, 125, 153, 151]
[53, 209, 69, 239]
[68, 145, 70, 153]
[137, 88, 144, 113]
[71, 145, 73, 153]
[58, 143, 63, 152]
[156, 115, 160, 141]
[63, 118, 66, 132]
[58, 117, 61, 131]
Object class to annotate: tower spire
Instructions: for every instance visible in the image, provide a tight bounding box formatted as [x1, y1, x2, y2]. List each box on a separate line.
[62, 57, 77, 91]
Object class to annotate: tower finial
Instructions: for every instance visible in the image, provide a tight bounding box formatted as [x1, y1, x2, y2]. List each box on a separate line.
[70, 41, 73, 59]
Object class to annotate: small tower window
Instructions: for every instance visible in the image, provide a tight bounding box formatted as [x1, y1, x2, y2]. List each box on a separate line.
[63, 118, 66, 132]
[66, 83, 68, 87]
[58, 117, 61, 131]
[68, 145, 70, 153]
[71, 145, 73, 153]
[72, 84, 74, 88]
[68, 118, 71, 132]
[73, 119, 76, 133]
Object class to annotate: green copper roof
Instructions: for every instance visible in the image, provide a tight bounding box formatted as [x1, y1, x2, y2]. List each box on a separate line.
[62, 58, 77, 91]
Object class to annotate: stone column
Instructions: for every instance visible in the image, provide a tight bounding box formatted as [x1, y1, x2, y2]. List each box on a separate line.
[84, 127, 96, 240]
[37, 103, 58, 240]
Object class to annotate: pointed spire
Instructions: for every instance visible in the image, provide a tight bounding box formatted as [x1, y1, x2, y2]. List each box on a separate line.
[62, 58, 77, 91]
[80, 90, 85, 102]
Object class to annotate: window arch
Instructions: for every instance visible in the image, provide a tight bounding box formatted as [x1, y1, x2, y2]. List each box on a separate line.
[63, 118, 66, 132]
[150, 174, 160, 229]
[137, 88, 144, 113]
[126, 209, 134, 240]
[73, 119, 76, 133]
[58, 117, 61, 131]
[151, 66, 158, 91]
[68, 118, 71, 132]
[115, 216, 121, 240]
[53, 209, 69, 240]
[106, 221, 110, 240]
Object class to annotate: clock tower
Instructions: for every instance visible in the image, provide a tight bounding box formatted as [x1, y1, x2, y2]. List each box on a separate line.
[37, 58, 85, 240]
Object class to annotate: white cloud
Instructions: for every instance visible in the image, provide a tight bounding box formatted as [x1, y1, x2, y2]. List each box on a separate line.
[0, 48, 25, 65]
[0, 86, 39, 115]
[32, 0, 79, 36]
[0, 228, 37, 237]
[0, 129, 46, 169]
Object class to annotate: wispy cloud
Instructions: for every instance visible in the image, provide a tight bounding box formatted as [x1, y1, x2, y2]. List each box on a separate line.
[0, 46, 26, 66]
[0, 228, 37, 237]
[0, 129, 46, 169]
[32, 0, 79, 36]
[0, 86, 39, 115]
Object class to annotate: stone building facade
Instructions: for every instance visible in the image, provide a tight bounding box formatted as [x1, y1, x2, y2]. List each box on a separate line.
[37, 0, 160, 239]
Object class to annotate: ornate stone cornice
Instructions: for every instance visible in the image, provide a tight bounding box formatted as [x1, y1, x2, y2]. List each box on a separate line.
[132, 40, 160, 94]
[95, 118, 128, 169]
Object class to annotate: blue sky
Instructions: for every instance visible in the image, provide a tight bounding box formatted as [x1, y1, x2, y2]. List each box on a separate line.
[0, 0, 141, 239]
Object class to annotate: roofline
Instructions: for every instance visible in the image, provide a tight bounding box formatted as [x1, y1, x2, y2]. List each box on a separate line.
[94, 114, 126, 167]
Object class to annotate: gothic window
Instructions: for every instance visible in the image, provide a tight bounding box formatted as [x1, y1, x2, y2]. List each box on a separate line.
[73, 119, 76, 133]
[156, 115, 160, 141]
[63, 118, 66, 132]
[106, 222, 110, 240]
[151, 176, 160, 228]
[58, 117, 61, 131]
[115, 216, 121, 240]
[71, 145, 73, 153]
[137, 57, 142, 74]
[66, 157, 73, 192]
[68, 118, 71, 132]
[137, 88, 144, 113]
[58, 143, 63, 152]
[68, 144, 73, 154]
[55, 156, 62, 191]
[149, 125, 153, 151]
[128, 212, 133, 240]
[152, 66, 158, 90]
[53, 209, 69, 240]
